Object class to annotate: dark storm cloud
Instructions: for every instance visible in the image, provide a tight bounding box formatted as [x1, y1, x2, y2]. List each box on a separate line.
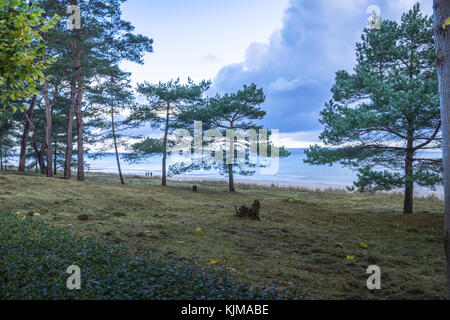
[212, 0, 433, 133]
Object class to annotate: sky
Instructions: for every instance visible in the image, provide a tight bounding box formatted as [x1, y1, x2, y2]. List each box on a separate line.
[119, 0, 434, 148]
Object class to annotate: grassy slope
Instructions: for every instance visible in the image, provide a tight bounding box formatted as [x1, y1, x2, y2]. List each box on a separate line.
[0, 170, 446, 299]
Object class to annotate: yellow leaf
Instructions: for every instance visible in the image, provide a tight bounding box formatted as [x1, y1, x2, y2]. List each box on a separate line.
[359, 242, 368, 249]
[209, 258, 219, 265]
[346, 255, 355, 260]
[196, 227, 203, 232]
[443, 17, 450, 29]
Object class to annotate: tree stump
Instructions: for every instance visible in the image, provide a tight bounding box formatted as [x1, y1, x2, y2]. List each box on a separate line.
[234, 200, 261, 221]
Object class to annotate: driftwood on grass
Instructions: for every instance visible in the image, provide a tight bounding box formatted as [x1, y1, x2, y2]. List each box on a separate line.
[234, 200, 261, 221]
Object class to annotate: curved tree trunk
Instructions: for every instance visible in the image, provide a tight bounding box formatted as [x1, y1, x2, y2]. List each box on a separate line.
[32, 134, 46, 175]
[34, 146, 47, 175]
[111, 105, 125, 185]
[18, 95, 37, 172]
[433, 0, 450, 299]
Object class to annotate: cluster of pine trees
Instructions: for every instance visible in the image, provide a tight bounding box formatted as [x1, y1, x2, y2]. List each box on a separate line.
[0, 0, 283, 193]
[2, 0, 450, 299]
[0, 0, 153, 179]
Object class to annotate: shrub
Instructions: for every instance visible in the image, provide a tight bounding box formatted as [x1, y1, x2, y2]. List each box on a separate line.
[0, 212, 296, 300]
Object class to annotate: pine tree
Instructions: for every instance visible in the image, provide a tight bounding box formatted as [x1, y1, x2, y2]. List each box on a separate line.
[88, 69, 136, 185]
[170, 84, 290, 193]
[127, 79, 211, 186]
[305, 4, 442, 214]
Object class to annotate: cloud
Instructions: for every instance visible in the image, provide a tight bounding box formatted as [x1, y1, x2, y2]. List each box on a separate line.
[278, 131, 323, 148]
[211, 0, 434, 135]
[268, 77, 307, 93]
[202, 54, 220, 63]
[388, 0, 432, 14]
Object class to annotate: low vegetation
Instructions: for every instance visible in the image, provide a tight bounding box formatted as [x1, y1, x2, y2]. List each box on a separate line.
[0, 211, 289, 300]
[0, 171, 446, 299]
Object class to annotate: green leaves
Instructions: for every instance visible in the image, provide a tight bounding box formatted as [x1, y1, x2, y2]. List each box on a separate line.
[123, 138, 165, 163]
[0, 0, 59, 112]
[134, 78, 212, 125]
[166, 84, 289, 182]
[354, 166, 404, 192]
[127, 79, 211, 153]
[0, 212, 294, 300]
[305, 3, 441, 193]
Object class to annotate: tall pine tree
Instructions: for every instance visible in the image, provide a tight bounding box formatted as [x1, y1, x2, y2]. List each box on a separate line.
[305, 4, 442, 214]
[170, 84, 290, 193]
[127, 79, 211, 186]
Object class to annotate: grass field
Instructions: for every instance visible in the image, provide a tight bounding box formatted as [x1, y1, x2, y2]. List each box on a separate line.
[0, 170, 446, 299]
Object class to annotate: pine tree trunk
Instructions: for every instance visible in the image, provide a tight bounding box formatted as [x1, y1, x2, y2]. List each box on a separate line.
[162, 106, 170, 187]
[33, 143, 46, 175]
[64, 79, 76, 179]
[43, 78, 53, 177]
[18, 95, 37, 172]
[111, 106, 125, 185]
[64, 21, 84, 181]
[75, 82, 84, 182]
[404, 141, 414, 215]
[434, 0, 450, 299]
[31, 121, 46, 174]
[228, 164, 236, 193]
[65, 8, 81, 180]
[54, 138, 57, 175]
[72, 23, 84, 182]
[227, 128, 236, 193]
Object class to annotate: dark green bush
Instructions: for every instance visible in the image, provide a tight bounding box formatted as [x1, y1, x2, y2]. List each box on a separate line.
[0, 212, 298, 300]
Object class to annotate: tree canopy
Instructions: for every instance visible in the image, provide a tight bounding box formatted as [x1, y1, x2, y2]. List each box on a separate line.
[305, 4, 442, 214]
[0, 0, 59, 111]
[170, 84, 290, 192]
[126, 78, 211, 186]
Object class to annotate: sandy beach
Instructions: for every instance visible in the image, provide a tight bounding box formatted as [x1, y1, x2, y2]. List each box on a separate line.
[170, 176, 445, 201]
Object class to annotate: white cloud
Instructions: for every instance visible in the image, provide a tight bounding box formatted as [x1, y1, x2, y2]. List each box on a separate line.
[387, 0, 433, 15]
[202, 54, 220, 63]
[278, 131, 323, 148]
[268, 77, 304, 93]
